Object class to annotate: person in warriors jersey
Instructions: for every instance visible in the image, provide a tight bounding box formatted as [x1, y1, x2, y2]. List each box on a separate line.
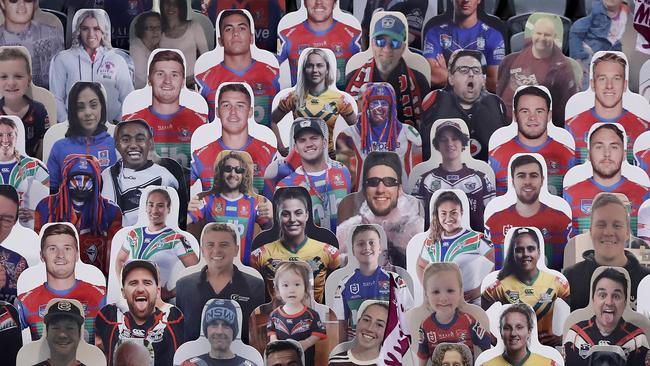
[35, 155, 122, 276]
[95, 260, 184, 366]
[197, 9, 280, 125]
[411, 119, 494, 231]
[566, 52, 648, 164]
[485, 155, 572, 270]
[188, 150, 272, 265]
[277, 0, 361, 89]
[15, 224, 106, 342]
[564, 124, 650, 236]
[191, 83, 276, 198]
[123, 50, 207, 172]
[277, 118, 351, 233]
[116, 188, 198, 301]
[489, 86, 577, 196]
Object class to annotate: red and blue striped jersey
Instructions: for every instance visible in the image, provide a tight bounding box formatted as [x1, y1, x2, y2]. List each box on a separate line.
[196, 60, 280, 125]
[564, 177, 650, 236]
[16, 280, 106, 342]
[123, 106, 207, 170]
[484, 204, 572, 271]
[276, 163, 351, 233]
[277, 20, 360, 89]
[187, 193, 271, 265]
[565, 108, 648, 164]
[417, 311, 491, 360]
[489, 137, 577, 196]
[636, 148, 650, 171]
[191, 137, 276, 198]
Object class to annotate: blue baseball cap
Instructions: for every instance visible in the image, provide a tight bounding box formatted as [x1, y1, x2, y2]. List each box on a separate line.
[373, 15, 406, 42]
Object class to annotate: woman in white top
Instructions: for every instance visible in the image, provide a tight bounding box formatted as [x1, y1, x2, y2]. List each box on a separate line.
[130, 12, 162, 89]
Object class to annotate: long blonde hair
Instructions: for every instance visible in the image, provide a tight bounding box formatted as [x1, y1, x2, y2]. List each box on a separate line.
[295, 48, 334, 108]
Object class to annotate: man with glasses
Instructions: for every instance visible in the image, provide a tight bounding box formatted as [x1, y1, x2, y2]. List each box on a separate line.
[421, 50, 507, 162]
[336, 151, 424, 269]
[346, 14, 430, 128]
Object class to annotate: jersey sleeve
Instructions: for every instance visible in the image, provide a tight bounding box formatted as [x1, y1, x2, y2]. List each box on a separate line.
[482, 173, 496, 206]
[93, 305, 114, 350]
[324, 244, 341, 271]
[174, 234, 195, 258]
[310, 308, 327, 339]
[277, 32, 290, 64]
[478, 235, 495, 257]
[486, 28, 506, 66]
[481, 280, 503, 306]
[422, 27, 442, 59]
[470, 317, 492, 350]
[395, 274, 415, 311]
[277, 92, 296, 114]
[122, 231, 134, 253]
[417, 322, 433, 360]
[555, 275, 571, 301]
[167, 307, 185, 349]
[14, 298, 28, 331]
[488, 150, 508, 195]
[332, 279, 347, 320]
[266, 310, 278, 338]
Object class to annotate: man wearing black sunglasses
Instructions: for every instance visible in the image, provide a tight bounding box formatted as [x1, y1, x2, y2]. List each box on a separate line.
[336, 151, 424, 268]
[346, 13, 430, 128]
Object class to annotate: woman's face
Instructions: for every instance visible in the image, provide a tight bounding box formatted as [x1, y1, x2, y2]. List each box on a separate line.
[162, 0, 182, 22]
[79, 16, 103, 51]
[502, 312, 530, 355]
[304, 53, 328, 88]
[75, 87, 102, 135]
[142, 16, 162, 47]
[441, 349, 464, 366]
[279, 198, 309, 241]
[0, 124, 17, 161]
[513, 234, 540, 275]
[355, 304, 388, 352]
[437, 200, 463, 235]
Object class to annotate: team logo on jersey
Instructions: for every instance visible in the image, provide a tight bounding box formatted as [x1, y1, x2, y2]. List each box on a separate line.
[333, 174, 344, 187]
[502, 224, 513, 237]
[98, 150, 110, 166]
[98, 61, 117, 79]
[464, 182, 476, 190]
[524, 288, 534, 296]
[429, 180, 441, 190]
[254, 83, 264, 95]
[505, 290, 519, 302]
[216, 203, 223, 212]
[38, 304, 48, 318]
[447, 175, 459, 181]
[541, 228, 549, 237]
[476, 37, 485, 50]
[86, 244, 98, 263]
[580, 199, 593, 214]
[440, 34, 452, 49]
[178, 128, 191, 142]
[350, 283, 359, 295]
[579, 344, 591, 358]
[0, 167, 9, 173]
[240, 205, 248, 215]
[539, 292, 553, 303]
[470, 139, 481, 156]
[332, 43, 344, 56]
[427, 331, 437, 343]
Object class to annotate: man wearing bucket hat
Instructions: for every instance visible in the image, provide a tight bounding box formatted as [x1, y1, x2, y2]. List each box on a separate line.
[36, 299, 86, 366]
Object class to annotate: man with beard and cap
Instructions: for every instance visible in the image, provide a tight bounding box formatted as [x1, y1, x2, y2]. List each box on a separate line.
[336, 82, 422, 190]
[346, 14, 430, 128]
[485, 154, 572, 270]
[15, 223, 106, 342]
[35, 299, 88, 366]
[496, 14, 578, 127]
[102, 119, 185, 227]
[188, 151, 273, 266]
[336, 151, 424, 269]
[34, 155, 122, 276]
[277, 118, 351, 233]
[115, 188, 199, 302]
[421, 50, 507, 162]
[95, 260, 184, 366]
[181, 299, 259, 366]
[564, 124, 650, 236]
[489, 86, 577, 196]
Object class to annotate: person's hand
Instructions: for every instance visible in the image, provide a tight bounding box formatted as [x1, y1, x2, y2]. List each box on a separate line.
[436, 53, 447, 69]
[278, 145, 289, 157]
[18, 208, 34, 221]
[538, 332, 562, 347]
[188, 195, 204, 212]
[257, 197, 272, 219]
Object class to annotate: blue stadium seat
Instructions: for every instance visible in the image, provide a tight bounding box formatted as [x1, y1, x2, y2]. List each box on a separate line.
[509, 0, 567, 16]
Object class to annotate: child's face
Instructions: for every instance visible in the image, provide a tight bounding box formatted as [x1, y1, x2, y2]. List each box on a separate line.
[425, 270, 462, 320]
[0, 58, 30, 101]
[437, 201, 462, 235]
[277, 269, 306, 306]
[352, 230, 381, 267]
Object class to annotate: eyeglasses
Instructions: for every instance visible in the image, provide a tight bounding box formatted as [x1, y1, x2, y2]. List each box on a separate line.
[364, 177, 400, 187]
[223, 165, 245, 174]
[452, 66, 482, 75]
[374, 37, 402, 50]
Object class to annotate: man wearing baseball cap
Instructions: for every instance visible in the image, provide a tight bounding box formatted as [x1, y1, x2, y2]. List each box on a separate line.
[36, 299, 86, 366]
[181, 299, 259, 366]
[95, 260, 185, 366]
[346, 12, 430, 128]
[277, 118, 351, 233]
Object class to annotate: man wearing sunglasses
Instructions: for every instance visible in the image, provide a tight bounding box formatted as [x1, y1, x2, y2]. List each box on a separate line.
[0, 0, 64, 89]
[346, 13, 430, 128]
[336, 151, 424, 269]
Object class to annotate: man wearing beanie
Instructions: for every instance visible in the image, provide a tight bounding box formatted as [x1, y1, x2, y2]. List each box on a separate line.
[181, 299, 258, 366]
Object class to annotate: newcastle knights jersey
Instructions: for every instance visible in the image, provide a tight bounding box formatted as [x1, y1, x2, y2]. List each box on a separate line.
[489, 137, 577, 196]
[481, 271, 570, 335]
[277, 163, 351, 233]
[417, 310, 491, 360]
[191, 136, 276, 197]
[564, 177, 650, 236]
[636, 148, 650, 170]
[484, 204, 572, 271]
[277, 20, 361, 89]
[123, 106, 207, 170]
[267, 305, 326, 366]
[483, 352, 557, 366]
[0, 246, 27, 304]
[16, 280, 106, 342]
[196, 60, 280, 125]
[187, 193, 271, 265]
[565, 108, 648, 164]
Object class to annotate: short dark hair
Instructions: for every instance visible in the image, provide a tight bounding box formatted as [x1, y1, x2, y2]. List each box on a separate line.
[148, 49, 185, 78]
[134, 11, 161, 39]
[589, 124, 625, 146]
[591, 268, 628, 301]
[448, 49, 486, 75]
[265, 340, 304, 365]
[590, 193, 630, 228]
[41, 224, 78, 251]
[513, 86, 551, 112]
[0, 48, 32, 75]
[45, 314, 82, 333]
[432, 126, 469, 150]
[218, 9, 251, 32]
[0, 185, 19, 223]
[115, 119, 153, 140]
[202, 222, 238, 246]
[510, 154, 543, 179]
[217, 83, 252, 106]
[66, 82, 107, 136]
[351, 224, 381, 245]
[275, 187, 310, 216]
[361, 152, 402, 190]
[147, 188, 171, 208]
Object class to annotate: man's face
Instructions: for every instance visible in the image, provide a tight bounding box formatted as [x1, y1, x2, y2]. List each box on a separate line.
[79, 16, 103, 51]
[351, 229, 381, 267]
[368, 99, 390, 126]
[454, 0, 480, 17]
[448, 56, 484, 105]
[206, 320, 234, 353]
[116, 124, 152, 169]
[592, 61, 626, 109]
[364, 165, 400, 217]
[222, 157, 244, 192]
[590, 202, 629, 262]
[531, 18, 556, 55]
[122, 268, 159, 322]
[592, 277, 626, 332]
[41, 234, 78, 280]
[218, 91, 252, 135]
[46, 317, 80, 358]
[436, 129, 464, 162]
[0, 195, 17, 242]
[372, 35, 405, 75]
[589, 128, 624, 180]
[266, 349, 302, 366]
[219, 13, 252, 55]
[305, 0, 335, 24]
[146, 192, 170, 227]
[149, 60, 184, 105]
[202, 230, 238, 270]
[512, 162, 543, 205]
[294, 130, 325, 165]
[1, 0, 35, 28]
[0, 123, 17, 161]
[515, 95, 549, 141]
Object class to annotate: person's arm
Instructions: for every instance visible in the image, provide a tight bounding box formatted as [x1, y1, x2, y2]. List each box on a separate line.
[299, 335, 321, 351]
[48, 52, 69, 122]
[427, 54, 448, 87]
[568, 17, 591, 60]
[115, 248, 130, 280]
[192, 21, 209, 56]
[464, 286, 481, 303]
[180, 252, 199, 267]
[486, 65, 498, 93]
[271, 106, 290, 155]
